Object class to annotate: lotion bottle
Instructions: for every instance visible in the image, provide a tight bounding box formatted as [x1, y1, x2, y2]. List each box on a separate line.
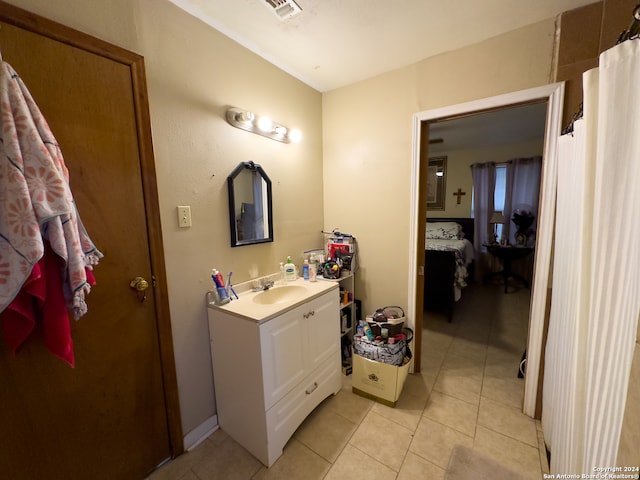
[284, 256, 297, 281]
[309, 261, 317, 282]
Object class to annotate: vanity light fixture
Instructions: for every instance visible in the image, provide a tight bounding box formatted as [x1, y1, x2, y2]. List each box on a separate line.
[226, 107, 302, 143]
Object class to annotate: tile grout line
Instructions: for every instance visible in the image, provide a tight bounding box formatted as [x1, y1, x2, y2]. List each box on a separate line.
[320, 390, 374, 479]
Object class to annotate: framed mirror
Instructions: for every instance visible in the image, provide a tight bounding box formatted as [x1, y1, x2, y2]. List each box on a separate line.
[227, 161, 273, 247]
[427, 156, 447, 210]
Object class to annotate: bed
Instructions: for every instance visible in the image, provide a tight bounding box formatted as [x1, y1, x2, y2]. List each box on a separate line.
[424, 218, 475, 322]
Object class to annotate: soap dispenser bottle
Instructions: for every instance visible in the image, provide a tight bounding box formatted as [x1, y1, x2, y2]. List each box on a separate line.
[302, 259, 310, 280]
[284, 256, 297, 281]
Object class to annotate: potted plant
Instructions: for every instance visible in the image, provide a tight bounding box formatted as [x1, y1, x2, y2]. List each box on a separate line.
[512, 207, 535, 246]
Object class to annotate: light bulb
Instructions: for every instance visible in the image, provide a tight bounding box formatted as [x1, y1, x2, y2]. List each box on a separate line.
[236, 111, 254, 123]
[257, 116, 273, 132]
[288, 129, 302, 143]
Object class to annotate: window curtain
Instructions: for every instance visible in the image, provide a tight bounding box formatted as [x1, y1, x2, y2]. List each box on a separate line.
[502, 156, 542, 244]
[542, 40, 640, 474]
[471, 162, 496, 280]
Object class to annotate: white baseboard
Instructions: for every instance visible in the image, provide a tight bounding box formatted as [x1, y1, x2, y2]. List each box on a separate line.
[183, 414, 219, 451]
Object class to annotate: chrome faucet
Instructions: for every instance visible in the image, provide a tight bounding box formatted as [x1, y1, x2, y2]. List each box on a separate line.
[253, 279, 275, 291]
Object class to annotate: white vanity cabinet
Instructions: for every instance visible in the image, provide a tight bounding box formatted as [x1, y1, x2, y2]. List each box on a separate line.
[207, 287, 341, 467]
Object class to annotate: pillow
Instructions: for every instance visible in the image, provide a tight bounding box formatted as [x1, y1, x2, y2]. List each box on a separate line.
[425, 222, 463, 240]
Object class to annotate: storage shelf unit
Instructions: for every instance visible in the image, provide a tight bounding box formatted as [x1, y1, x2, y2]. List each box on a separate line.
[320, 230, 358, 374]
[337, 272, 355, 337]
[338, 272, 356, 374]
[319, 272, 355, 374]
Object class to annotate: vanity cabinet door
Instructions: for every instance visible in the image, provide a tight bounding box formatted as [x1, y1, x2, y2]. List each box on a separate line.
[259, 291, 340, 411]
[260, 307, 307, 411]
[306, 291, 340, 373]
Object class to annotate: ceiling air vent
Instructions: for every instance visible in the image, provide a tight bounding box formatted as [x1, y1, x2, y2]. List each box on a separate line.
[263, 0, 302, 20]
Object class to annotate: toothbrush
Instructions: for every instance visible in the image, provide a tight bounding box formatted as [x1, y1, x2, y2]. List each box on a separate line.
[227, 271, 239, 299]
[225, 272, 232, 300]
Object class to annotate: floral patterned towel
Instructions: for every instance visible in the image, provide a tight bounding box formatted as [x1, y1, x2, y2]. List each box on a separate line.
[0, 61, 102, 320]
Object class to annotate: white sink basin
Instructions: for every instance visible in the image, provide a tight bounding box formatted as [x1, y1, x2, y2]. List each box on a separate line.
[252, 285, 308, 305]
[208, 278, 338, 322]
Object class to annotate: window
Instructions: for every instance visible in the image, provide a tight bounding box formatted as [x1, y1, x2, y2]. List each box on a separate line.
[471, 164, 507, 214]
[494, 165, 507, 239]
[494, 165, 507, 211]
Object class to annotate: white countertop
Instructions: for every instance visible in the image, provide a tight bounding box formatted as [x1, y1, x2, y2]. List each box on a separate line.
[207, 277, 339, 323]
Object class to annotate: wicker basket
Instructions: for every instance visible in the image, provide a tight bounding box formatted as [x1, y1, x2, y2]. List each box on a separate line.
[366, 316, 405, 337]
[366, 306, 405, 337]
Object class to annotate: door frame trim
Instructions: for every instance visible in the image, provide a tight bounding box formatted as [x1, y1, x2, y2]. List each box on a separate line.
[409, 82, 564, 417]
[0, 0, 184, 454]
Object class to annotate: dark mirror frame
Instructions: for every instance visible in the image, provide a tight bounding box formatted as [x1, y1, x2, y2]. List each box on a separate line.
[227, 161, 274, 247]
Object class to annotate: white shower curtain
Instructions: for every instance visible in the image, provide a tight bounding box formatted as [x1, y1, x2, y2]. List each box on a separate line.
[542, 40, 640, 473]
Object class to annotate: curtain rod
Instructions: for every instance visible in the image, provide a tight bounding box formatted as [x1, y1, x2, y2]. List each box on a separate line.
[617, 3, 640, 43]
[562, 3, 640, 135]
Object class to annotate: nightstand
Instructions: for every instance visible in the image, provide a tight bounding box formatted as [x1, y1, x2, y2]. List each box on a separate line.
[483, 244, 534, 293]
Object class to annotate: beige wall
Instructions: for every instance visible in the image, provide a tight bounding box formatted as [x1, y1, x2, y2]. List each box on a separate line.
[323, 19, 557, 315]
[428, 138, 545, 218]
[136, 0, 325, 437]
[5, 0, 324, 438]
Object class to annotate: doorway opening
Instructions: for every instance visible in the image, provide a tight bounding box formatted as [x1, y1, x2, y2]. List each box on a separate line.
[408, 83, 565, 417]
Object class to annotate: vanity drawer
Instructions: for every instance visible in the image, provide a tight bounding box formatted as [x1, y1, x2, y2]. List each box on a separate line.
[263, 351, 341, 466]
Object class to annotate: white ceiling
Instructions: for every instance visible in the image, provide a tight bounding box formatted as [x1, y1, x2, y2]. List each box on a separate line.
[428, 101, 549, 153]
[169, 0, 596, 92]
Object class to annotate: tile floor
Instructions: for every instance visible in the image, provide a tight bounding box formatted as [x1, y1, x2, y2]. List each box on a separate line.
[148, 283, 549, 480]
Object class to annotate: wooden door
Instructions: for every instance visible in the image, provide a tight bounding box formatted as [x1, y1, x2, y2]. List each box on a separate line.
[0, 3, 182, 480]
[413, 120, 430, 372]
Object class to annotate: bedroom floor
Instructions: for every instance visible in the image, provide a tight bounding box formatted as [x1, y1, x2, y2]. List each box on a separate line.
[147, 283, 548, 480]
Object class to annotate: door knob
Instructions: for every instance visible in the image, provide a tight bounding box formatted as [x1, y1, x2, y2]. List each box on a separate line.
[129, 277, 149, 292]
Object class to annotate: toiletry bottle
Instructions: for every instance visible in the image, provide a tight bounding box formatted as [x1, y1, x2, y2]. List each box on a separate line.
[284, 256, 297, 281]
[279, 262, 285, 284]
[309, 261, 317, 282]
[362, 322, 375, 341]
[302, 259, 310, 280]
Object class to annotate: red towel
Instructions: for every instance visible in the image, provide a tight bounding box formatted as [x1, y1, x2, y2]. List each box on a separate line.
[0, 242, 94, 367]
[1, 261, 44, 354]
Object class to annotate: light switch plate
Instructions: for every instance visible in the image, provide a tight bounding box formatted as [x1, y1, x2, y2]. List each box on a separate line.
[177, 206, 192, 228]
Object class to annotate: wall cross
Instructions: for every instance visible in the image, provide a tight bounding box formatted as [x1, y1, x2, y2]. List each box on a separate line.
[453, 188, 466, 205]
